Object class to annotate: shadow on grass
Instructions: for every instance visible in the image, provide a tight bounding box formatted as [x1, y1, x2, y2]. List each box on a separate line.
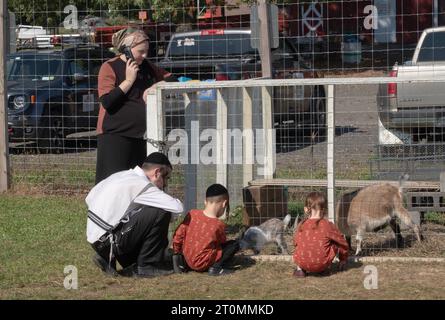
[303, 261, 364, 278]
[229, 255, 257, 272]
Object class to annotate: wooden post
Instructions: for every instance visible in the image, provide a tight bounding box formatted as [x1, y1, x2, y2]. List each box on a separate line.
[440, 171, 445, 192]
[216, 88, 228, 187]
[184, 92, 198, 213]
[258, 0, 272, 79]
[0, 0, 10, 192]
[145, 87, 164, 155]
[433, 0, 439, 27]
[327, 85, 335, 222]
[261, 86, 274, 179]
[242, 87, 254, 187]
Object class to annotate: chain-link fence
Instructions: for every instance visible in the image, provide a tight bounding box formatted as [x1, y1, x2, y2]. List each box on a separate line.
[2, 1, 445, 257]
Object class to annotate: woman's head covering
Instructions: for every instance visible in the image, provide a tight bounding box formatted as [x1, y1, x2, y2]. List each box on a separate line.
[112, 28, 149, 53]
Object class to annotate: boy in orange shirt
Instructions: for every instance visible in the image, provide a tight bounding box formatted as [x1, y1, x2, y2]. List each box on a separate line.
[172, 184, 240, 276]
[293, 192, 349, 277]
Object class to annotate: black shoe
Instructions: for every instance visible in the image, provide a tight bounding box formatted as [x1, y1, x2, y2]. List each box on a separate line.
[92, 254, 118, 277]
[163, 248, 174, 265]
[208, 266, 234, 276]
[136, 264, 174, 278]
[172, 254, 188, 273]
[118, 263, 138, 277]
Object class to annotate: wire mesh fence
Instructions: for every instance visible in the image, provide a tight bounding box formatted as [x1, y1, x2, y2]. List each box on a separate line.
[149, 76, 445, 257]
[3, 1, 445, 257]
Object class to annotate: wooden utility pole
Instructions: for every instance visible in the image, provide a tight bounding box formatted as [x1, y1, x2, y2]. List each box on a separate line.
[433, 0, 438, 27]
[0, 0, 10, 192]
[258, 0, 272, 79]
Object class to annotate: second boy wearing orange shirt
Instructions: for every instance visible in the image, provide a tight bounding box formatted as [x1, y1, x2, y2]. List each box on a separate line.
[172, 184, 240, 276]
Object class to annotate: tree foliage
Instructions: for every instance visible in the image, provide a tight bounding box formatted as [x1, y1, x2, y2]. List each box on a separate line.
[7, 0, 331, 27]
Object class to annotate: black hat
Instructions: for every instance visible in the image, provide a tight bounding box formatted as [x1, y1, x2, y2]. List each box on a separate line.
[143, 152, 172, 169]
[206, 184, 229, 198]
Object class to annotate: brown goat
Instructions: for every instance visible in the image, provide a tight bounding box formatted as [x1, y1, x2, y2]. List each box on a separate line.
[336, 183, 422, 255]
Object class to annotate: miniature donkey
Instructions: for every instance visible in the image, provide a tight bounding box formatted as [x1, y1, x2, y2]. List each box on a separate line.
[336, 176, 423, 255]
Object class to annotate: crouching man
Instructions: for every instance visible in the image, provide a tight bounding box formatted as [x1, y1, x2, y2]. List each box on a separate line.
[86, 152, 183, 278]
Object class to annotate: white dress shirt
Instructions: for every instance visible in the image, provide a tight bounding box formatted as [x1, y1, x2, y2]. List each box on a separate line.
[86, 166, 183, 243]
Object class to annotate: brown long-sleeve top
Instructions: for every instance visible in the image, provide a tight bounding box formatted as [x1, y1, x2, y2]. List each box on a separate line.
[97, 57, 170, 138]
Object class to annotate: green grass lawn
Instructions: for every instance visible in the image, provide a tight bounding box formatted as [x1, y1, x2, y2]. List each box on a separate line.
[1, 193, 445, 300]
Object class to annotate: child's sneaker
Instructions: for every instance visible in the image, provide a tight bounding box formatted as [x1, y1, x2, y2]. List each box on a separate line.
[172, 254, 188, 273]
[208, 266, 234, 276]
[293, 268, 306, 278]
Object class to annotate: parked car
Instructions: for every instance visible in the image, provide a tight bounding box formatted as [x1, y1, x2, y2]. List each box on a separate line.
[16, 25, 53, 49]
[377, 26, 445, 144]
[158, 29, 326, 142]
[7, 45, 115, 152]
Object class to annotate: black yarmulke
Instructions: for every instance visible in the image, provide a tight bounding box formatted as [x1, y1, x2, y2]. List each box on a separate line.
[206, 184, 228, 198]
[143, 152, 172, 169]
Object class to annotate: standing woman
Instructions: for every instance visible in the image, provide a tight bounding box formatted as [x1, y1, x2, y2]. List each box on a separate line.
[95, 29, 172, 184]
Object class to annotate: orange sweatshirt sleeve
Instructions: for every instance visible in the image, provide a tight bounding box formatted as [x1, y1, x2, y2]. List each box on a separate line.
[172, 213, 191, 254]
[328, 223, 349, 261]
[293, 220, 306, 248]
[216, 222, 227, 246]
[293, 231, 298, 248]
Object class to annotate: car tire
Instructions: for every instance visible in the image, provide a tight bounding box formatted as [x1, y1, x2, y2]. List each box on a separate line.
[307, 87, 326, 143]
[36, 109, 66, 154]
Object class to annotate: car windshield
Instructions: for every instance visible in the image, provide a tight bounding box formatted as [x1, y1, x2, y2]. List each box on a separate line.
[168, 33, 258, 58]
[8, 55, 62, 81]
[417, 31, 445, 62]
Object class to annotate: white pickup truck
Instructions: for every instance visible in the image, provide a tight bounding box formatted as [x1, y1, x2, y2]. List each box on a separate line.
[377, 26, 445, 145]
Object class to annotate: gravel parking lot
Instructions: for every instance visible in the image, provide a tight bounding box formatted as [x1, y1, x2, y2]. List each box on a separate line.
[8, 79, 442, 193]
[276, 83, 380, 179]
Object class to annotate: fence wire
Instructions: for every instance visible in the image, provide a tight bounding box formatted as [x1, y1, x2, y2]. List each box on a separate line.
[3, 1, 445, 256]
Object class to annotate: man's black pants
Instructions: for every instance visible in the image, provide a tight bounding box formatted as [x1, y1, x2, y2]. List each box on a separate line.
[93, 206, 171, 268]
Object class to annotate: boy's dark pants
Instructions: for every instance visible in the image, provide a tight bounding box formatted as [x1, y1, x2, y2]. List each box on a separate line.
[212, 240, 240, 269]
